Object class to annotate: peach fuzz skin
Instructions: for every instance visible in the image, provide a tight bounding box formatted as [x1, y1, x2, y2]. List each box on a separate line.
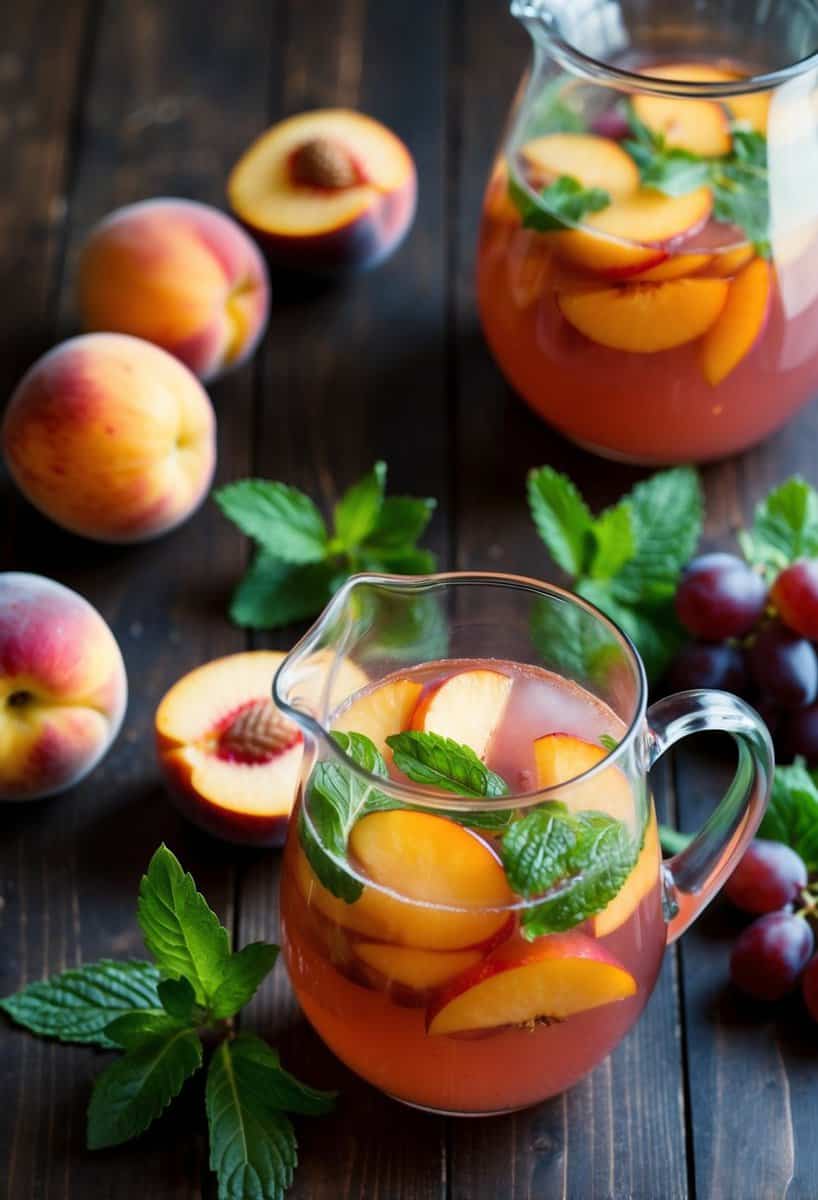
[2, 333, 217, 543]
[77, 198, 270, 381]
[0, 573, 127, 802]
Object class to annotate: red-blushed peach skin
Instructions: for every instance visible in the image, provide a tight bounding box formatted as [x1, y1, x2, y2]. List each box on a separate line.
[1, 333, 216, 543]
[0, 573, 127, 801]
[77, 199, 270, 382]
[228, 109, 417, 274]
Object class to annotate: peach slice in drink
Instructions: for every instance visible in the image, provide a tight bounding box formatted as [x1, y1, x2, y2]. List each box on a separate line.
[521, 134, 639, 199]
[534, 733, 658, 936]
[410, 668, 512, 760]
[644, 63, 770, 134]
[557, 277, 729, 353]
[333, 677, 423, 753]
[554, 186, 712, 279]
[353, 942, 484, 991]
[632, 87, 731, 157]
[426, 931, 637, 1035]
[699, 258, 771, 385]
[705, 243, 755, 278]
[632, 251, 713, 282]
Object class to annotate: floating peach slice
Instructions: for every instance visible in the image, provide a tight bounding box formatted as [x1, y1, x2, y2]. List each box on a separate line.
[332, 677, 423, 753]
[521, 133, 639, 199]
[699, 257, 771, 385]
[353, 942, 483, 991]
[554, 187, 712, 279]
[594, 809, 661, 937]
[557, 276, 729, 353]
[705, 243, 755, 278]
[644, 63, 770, 133]
[410, 669, 512, 760]
[156, 650, 367, 845]
[632, 90, 731, 157]
[632, 251, 712, 282]
[426, 930, 636, 1035]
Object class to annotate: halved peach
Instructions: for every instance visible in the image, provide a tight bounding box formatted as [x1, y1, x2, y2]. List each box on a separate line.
[705, 243, 755, 278]
[426, 930, 636, 1035]
[632, 251, 713, 282]
[644, 63, 769, 133]
[557, 276, 729, 353]
[353, 942, 483, 992]
[700, 257, 771, 385]
[521, 133, 639, 200]
[554, 187, 712, 279]
[228, 109, 417, 274]
[410, 669, 512, 760]
[632, 90, 731, 157]
[155, 650, 367, 845]
[332, 677, 423, 753]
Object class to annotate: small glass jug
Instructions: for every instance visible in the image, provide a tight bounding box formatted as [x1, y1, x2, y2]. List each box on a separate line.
[478, 0, 818, 465]
[274, 572, 772, 1115]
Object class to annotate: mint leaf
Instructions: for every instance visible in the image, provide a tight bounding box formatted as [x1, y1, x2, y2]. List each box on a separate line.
[509, 174, 610, 234]
[711, 129, 770, 257]
[333, 461, 386, 549]
[0, 960, 160, 1048]
[758, 759, 818, 871]
[229, 553, 336, 630]
[105, 1010, 185, 1049]
[209, 943, 279, 1020]
[500, 802, 577, 896]
[386, 730, 509, 798]
[158, 976, 197, 1022]
[137, 845, 230, 1006]
[624, 110, 711, 196]
[530, 596, 620, 684]
[739, 477, 818, 574]
[363, 496, 436, 551]
[576, 579, 685, 681]
[600, 734, 619, 752]
[527, 466, 594, 575]
[207, 1034, 334, 1200]
[299, 731, 397, 903]
[215, 481, 328, 564]
[589, 501, 635, 580]
[87, 1025, 203, 1149]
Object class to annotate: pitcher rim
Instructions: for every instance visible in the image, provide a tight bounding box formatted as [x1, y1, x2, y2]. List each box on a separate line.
[272, 569, 648, 813]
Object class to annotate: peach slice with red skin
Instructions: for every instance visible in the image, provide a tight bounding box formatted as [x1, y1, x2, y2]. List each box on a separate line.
[632, 88, 731, 157]
[353, 942, 484, 992]
[426, 930, 637, 1036]
[410, 669, 512, 760]
[228, 109, 417, 274]
[521, 134, 640, 200]
[644, 63, 770, 134]
[557, 276, 729, 353]
[699, 257, 771, 385]
[156, 650, 367, 846]
[705, 244, 755, 278]
[332, 677, 423, 754]
[632, 251, 713, 282]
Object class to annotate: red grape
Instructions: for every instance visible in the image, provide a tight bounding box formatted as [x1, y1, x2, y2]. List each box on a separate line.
[772, 560, 818, 640]
[747, 620, 818, 709]
[781, 702, 818, 763]
[723, 839, 807, 914]
[801, 953, 818, 1022]
[730, 911, 814, 1001]
[667, 641, 748, 693]
[675, 553, 768, 640]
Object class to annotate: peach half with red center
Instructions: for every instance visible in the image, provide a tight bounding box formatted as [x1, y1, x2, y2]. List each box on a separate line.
[155, 650, 368, 846]
[0, 573, 127, 802]
[228, 109, 417, 274]
[2, 333, 216, 543]
[77, 199, 270, 381]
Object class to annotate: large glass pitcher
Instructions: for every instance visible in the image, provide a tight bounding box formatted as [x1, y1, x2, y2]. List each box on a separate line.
[478, 0, 818, 465]
[274, 571, 772, 1114]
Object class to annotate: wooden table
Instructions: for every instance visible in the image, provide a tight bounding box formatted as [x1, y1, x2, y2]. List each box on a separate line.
[2, 2, 818, 1196]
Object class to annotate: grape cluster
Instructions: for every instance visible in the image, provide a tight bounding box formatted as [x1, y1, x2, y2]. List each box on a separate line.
[669, 553, 818, 761]
[724, 838, 818, 1014]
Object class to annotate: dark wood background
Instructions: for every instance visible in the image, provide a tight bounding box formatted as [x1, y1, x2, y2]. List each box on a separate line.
[2, 2, 817, 1197]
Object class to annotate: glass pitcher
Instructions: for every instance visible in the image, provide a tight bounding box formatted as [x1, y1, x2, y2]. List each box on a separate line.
[478, 0, 818, 465]
[274, 571, 772, 1115]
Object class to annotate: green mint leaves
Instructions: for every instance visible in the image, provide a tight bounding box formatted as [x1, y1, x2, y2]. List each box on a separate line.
[624, 109, 712, 196]
[527, 465, 703, 680]
[758, 759, 818, 871]
[1, 845, 333, 1199]
[387, 730, 509, 799]
[216, 462, 437, 630]
[509, 174, 611, 233]
[739, 476, 818, 576]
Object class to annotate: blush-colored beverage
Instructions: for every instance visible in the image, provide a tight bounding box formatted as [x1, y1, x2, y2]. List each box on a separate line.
[280, 659, 665, 1114]
[477, 59, 818, 464]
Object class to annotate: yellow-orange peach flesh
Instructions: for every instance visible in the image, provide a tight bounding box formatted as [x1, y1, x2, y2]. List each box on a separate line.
[0, 573, 127, 801]
[228, 109, 417, 274]
[2, 333, 216, 543]
[77, 199, 270, 381]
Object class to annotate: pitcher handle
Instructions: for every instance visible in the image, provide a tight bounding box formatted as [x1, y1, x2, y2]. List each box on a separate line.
[645, 690, 774, 944]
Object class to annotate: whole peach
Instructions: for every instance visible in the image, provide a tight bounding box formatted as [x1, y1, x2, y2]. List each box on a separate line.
[77, 198, 270, 381]
[0, 573, 127, 801]
[2, 333, 216, 543]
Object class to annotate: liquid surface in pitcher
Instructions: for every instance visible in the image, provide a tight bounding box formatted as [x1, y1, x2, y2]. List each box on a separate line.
[280, 657, 664, 1114]
[478, 56, 818, 464]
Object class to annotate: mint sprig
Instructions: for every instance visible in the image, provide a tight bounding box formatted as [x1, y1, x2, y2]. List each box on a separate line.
[386, 730, 509, 799]
[216, 462, 437, 630]
[1, 845, 333, 1199]
[527, 465, 703, 680]
[739, 476, 818, 576]
[509, 174, 611, 233]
